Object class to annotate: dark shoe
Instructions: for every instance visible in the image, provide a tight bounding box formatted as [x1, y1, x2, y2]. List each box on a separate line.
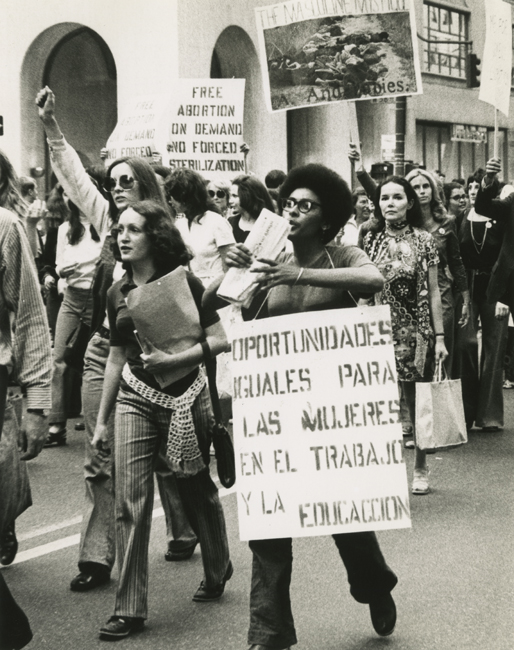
[0, 522, 18, 566]
[164, 541, 197, 562]
[44, 428, 67, 447]
[369, 592, 396, 636]
[70, 563, 111, 592]
[99, 616, 144, 641]
[192, 561, 233, 602]
[74, 421, 85, 431]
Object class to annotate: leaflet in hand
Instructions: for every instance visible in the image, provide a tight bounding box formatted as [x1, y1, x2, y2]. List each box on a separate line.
[218, 209, 290, 308]
[126, 266, 203, 388]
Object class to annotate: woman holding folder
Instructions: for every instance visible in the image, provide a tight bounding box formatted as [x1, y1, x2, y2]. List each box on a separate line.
[209, 164, 398, 650]
[93, 199, 232, 641]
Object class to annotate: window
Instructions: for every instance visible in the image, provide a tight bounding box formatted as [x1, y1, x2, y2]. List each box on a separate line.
[422, 2, 468, 79]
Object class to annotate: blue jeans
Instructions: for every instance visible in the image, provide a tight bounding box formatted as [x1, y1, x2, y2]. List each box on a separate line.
[248, 533, 397, 648]
[50, 285, 93, 423]
[78, 334, 197, 572]
[113, 383, 230, 618]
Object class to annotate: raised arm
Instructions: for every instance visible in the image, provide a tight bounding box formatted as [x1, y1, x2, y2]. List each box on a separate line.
[475, 157, 512, 221]
[36, 87, 111, 236]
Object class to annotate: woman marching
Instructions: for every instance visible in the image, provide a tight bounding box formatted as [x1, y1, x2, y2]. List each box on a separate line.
[362, 177, 448, 495]
[93, 200, 232, 640]
[37, 87, 198, 598]
[208, 164, 398, 650]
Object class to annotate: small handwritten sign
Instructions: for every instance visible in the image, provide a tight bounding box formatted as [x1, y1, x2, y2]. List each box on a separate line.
[232, 305, 411, 541]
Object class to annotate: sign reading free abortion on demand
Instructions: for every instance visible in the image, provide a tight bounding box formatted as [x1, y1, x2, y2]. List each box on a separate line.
[231, 305, 411, 541]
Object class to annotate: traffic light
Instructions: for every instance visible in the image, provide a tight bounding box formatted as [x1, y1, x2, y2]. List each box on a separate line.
[0, 116, 3, 136]
[467, 53, 481, 88]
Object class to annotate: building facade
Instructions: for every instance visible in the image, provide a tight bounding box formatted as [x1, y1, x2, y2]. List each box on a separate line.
[0, 0, 513, 193]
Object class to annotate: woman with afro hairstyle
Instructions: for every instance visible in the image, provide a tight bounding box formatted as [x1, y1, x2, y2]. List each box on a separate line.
[212, 164, 397, 650]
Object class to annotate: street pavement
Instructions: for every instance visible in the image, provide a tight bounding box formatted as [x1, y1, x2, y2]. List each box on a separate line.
[2, 394, 513, 650]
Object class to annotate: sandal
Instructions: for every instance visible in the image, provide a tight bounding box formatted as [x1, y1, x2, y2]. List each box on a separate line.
[44, 426, 67, 447]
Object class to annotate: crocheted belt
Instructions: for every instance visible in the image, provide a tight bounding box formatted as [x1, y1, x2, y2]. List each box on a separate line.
[122, 364, 207, 476]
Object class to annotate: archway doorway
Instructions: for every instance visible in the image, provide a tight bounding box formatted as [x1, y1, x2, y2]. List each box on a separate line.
[21, 24, 117, 193]
[211, 26, 286, 180]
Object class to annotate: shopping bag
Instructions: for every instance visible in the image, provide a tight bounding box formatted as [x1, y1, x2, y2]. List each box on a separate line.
[0, 400, 32, 536]
[415, 362, 468, 450]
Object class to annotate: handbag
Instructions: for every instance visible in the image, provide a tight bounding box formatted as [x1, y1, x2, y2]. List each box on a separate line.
[415, 361, 468, 450]
[204, 353, 236, 489]
[63, 318, 91, 373]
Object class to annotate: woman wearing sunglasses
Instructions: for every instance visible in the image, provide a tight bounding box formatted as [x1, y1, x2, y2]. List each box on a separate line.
[214, 164, 397, 650]
[206, 179, 230, 217]
[37, 88, 198, 600]
[228, 174, 276, 244]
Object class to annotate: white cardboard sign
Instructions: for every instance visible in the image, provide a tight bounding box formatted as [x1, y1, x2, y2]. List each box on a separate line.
[232, 305, 411, 541]
[254, 0, 422, 113]
[479, 0, 512, 118]
[164, 79, 246, 179]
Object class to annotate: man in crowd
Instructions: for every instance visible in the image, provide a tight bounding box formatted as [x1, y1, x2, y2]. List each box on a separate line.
[0, 203, 52, 649]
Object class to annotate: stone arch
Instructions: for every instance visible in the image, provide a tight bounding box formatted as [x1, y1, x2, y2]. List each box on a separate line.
[20, 23, 117, 192]
[211, 26, 276, 179]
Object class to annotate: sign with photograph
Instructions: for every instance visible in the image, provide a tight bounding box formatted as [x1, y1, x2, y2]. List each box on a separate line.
[164, 79, 246, 178]
[232, 305, 411, 541]
[255, 0, 422, 112]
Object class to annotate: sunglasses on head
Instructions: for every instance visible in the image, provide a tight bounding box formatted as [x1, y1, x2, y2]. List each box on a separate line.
[103, 175, 137, 192]
[208, 189, 226, 199]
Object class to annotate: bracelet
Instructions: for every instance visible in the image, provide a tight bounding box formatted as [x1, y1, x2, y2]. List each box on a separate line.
[201, 341, 211, 360]
[293, 268, 304, 286]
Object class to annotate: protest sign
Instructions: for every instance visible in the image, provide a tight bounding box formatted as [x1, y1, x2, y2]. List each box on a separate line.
[164, 79, 246, 179]
[105, 94, 171, 163]
[479, 0, 512, 118]
[254, 0, 422, 112]
[232, 305, 411, 541]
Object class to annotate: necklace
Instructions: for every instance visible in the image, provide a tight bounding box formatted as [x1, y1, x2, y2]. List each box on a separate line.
[386, 219, 408, 232]
[470, 219, 488, 255]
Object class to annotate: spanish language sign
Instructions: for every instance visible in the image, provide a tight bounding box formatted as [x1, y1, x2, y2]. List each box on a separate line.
[105, 94, 170, 163]
[479, 0, 512, 118]
[255, 0, 422, 112]
[164, 79, 246, 178]
[232, 305, 411, 541]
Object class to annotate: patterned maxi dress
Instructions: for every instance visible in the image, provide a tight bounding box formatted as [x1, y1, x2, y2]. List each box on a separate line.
[363, 226, 439, 382]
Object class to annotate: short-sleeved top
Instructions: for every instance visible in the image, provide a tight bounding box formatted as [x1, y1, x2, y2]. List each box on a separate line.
[263, 244, 375, 318]
[107, 269, 220, 397]
[176, 210, 235, 284]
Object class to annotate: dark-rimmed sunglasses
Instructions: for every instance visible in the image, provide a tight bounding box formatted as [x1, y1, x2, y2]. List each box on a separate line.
[281, 197, 321, 214]
[208, 189, 226, 200]
[103, 175, 137, 192]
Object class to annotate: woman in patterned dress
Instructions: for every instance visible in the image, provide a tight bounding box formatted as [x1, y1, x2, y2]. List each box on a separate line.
[362, 176, 448, 495]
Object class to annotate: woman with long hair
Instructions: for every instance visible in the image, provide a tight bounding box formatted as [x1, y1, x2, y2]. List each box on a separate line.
[93, 200, 232, 640]
[165, 168, 235, 285]
[37, 87, 198, 597]
[228, 174, 275, 243]
[362, 176, 448, 495]
[453, 166, 510, 430]
[404, 168, 469, 374]
[212, 164, 397, 650]
[206, 178, 231, 217]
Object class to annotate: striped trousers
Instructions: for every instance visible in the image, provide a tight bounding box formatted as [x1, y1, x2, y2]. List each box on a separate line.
[113, 383, 230, 619]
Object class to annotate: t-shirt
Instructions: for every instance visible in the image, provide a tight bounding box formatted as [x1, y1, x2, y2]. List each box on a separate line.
[107, 269, 220, 396]
[265, 244, 375, 317]
[176, 211, 235, 283]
